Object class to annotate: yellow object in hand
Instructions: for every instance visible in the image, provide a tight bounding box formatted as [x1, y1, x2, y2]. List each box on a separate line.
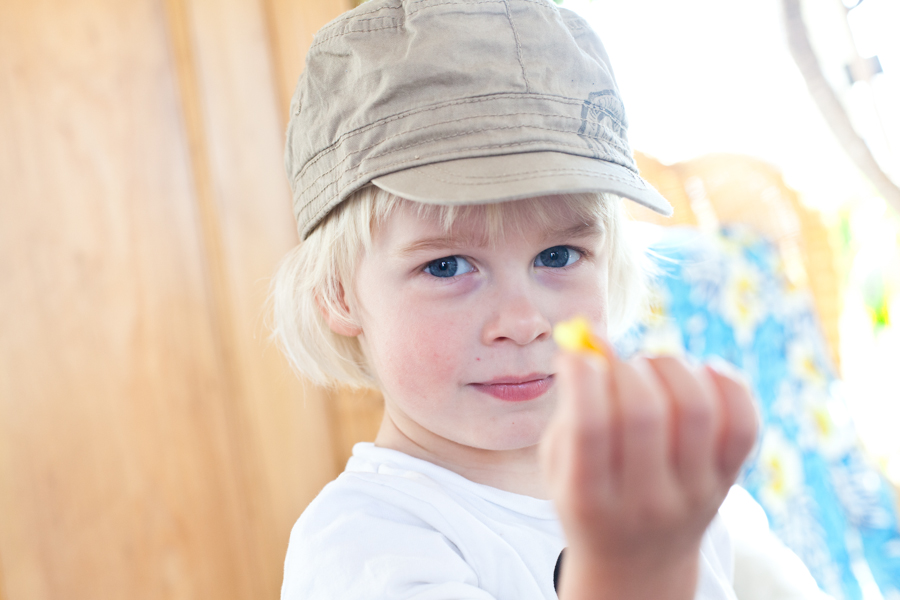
[553, 316, 606, 357]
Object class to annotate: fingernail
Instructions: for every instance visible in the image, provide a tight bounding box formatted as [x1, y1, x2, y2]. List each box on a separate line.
[707, 356, 740, 378]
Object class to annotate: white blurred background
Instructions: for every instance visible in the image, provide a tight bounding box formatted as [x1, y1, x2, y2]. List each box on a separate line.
[562, 0, 900, 483]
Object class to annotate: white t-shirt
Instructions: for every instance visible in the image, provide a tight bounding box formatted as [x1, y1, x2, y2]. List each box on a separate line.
[283, 443, 830, 600]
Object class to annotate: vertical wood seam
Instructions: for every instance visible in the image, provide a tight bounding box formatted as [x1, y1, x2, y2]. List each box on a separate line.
[259, 0, 290, 129]
[257, 0, 350, 478]
[0, 528, 6, 600]
[158, 0, 265, 596]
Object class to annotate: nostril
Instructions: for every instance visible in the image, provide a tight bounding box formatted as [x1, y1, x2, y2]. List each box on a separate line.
[481, 306, 553, 346]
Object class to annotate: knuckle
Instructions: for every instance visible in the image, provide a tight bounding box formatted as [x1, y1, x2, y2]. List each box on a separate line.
[684, 476, 716, 508]
[570, 419, 610, 453]
[636, 496, 679, 527]
[732, 419, 759, 453]
[622, 400, 665, 432]
[680, 394, 715, 429]
[651, 354, 688, 373]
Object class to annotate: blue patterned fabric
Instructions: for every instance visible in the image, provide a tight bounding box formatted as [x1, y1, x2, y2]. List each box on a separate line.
[616, 225, 900, 600]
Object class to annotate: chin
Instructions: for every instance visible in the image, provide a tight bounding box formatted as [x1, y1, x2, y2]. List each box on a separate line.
[472, 419, 548, 452]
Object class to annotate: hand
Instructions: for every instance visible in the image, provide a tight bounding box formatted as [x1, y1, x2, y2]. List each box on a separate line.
[540, 342, 759, 600]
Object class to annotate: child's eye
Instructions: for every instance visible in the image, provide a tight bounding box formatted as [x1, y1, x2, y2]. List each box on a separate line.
[424, 255, 474, 278]
[534, 246, 581, 268]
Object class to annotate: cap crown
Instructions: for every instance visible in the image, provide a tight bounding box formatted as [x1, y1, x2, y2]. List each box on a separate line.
[286, 0, 637, 238]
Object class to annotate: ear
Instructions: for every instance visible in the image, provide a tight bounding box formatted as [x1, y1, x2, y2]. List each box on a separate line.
[316, 284, 363, 338]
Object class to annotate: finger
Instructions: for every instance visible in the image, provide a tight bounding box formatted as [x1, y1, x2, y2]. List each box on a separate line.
[612, 356, 671, 503]
[541, 356, 577, 487]
[539, 399, 564, 489]
[555, 352, 614, 509]
[647, 356, 719, 493]
[705, 360, 759, 482]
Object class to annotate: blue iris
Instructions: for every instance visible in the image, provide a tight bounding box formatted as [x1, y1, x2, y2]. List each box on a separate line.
[536, 246, 570, 268]
[426, 256, 459, 277]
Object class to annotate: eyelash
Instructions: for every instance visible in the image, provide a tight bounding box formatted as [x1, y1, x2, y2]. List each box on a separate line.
[422, 245, 589, 279]
[534, 245, 583, 268]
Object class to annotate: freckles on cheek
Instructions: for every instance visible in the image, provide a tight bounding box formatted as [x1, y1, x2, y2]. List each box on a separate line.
[397, 338, 454, 380]
[380, 309, 465, 397]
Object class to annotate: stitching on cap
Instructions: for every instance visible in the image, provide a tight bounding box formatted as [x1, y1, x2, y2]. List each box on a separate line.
[407, 0, 504, 17]
[299, 94, 585, 177]
[298, 137, 627, 212]
[315, 0, 404, 35]
[296, 94, 609, 181]
[312, 0, 557, 48]
[298, 169, 634, 237]
[310, 22, 405, 49]
[299, 117, 629, 197]
[426, 161, 639, 181]
[503, 0, 531, 93]
[296, 143, 638, 237]
[301, 140, 587, 212]
[399, 0, 557, 20]
[333, 14, 404, 25]
[298, 110, 611, 186]
[422, 167, 641, 186]
[300, 123, 629, 199]
[405, 0, 557, 19]
[512, 0, 559, 8]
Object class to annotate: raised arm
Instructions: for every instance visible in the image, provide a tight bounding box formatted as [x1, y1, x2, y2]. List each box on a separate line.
[542, 335, 758, 600]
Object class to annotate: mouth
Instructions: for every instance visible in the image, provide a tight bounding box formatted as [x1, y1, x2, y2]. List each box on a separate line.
[470, 373, 554, 402]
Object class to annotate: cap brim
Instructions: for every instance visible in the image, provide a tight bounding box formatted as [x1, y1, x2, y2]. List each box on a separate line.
[371, 151, 673, 217]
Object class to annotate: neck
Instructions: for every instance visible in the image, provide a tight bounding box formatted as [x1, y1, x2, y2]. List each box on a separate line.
[373, 409, 550, 499]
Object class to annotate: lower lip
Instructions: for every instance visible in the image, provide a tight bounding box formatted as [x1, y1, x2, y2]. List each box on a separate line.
[471, 376, 554, 402]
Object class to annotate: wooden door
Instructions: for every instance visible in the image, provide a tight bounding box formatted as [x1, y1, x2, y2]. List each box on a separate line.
[0, 0, 355, 597]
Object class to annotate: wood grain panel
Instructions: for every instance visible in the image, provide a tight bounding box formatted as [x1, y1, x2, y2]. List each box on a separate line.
[0, 0, 257, 597]
[0, 0, 340, 597]
[164, 0, 341, 595]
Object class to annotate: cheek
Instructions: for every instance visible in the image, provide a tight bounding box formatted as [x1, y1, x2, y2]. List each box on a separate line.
[366, 296, 470, 397]
[551, 268, 609, 332]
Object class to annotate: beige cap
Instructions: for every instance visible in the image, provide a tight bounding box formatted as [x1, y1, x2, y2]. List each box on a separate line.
[285, 0, 673, 239]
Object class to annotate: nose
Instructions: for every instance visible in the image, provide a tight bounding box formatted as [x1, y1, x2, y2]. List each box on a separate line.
[481, 291, 552, 346]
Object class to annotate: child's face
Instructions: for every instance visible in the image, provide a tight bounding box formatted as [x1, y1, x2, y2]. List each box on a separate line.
[351, 198, 610, 456]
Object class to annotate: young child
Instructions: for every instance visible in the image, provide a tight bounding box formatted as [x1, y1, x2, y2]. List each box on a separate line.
[273, 1, 831, 598]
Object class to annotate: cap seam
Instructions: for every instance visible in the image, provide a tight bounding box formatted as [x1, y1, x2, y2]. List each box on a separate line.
[313, 0, 404, 36]
[298, 159, 649, 238]
[317, 14, 403, 29]
[296, 111, 627, 188]
[426, 161, 642, 182]
[294, 93, 591, 180]
[298, 121, 631, 200]
[295, 96, 626, 184]
[297, 137, 634, 216]
[406, 0, 556, 18]
[310, 22, 405, 49]
[502, 0, 532, 93]
[408, 0, 503, 17]
[310, 0, 560, 49]
[418, 167, 644, 186]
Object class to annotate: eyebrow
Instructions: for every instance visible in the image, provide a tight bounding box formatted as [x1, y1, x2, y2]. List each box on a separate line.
[395, 221, 604, 257]
[548, 221, 605, 241]
[396, 234, 485, 258]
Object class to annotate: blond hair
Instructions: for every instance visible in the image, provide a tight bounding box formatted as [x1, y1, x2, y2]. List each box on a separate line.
[271, 186, 649, 389]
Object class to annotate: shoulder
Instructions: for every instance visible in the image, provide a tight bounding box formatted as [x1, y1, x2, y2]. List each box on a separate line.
[281, 469, 489, 600]
[288, 467, 468, 555]
[281, 445, 564, 600]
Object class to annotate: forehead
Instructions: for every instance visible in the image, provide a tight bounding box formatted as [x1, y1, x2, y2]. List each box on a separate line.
[372, 196, 605, 252]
